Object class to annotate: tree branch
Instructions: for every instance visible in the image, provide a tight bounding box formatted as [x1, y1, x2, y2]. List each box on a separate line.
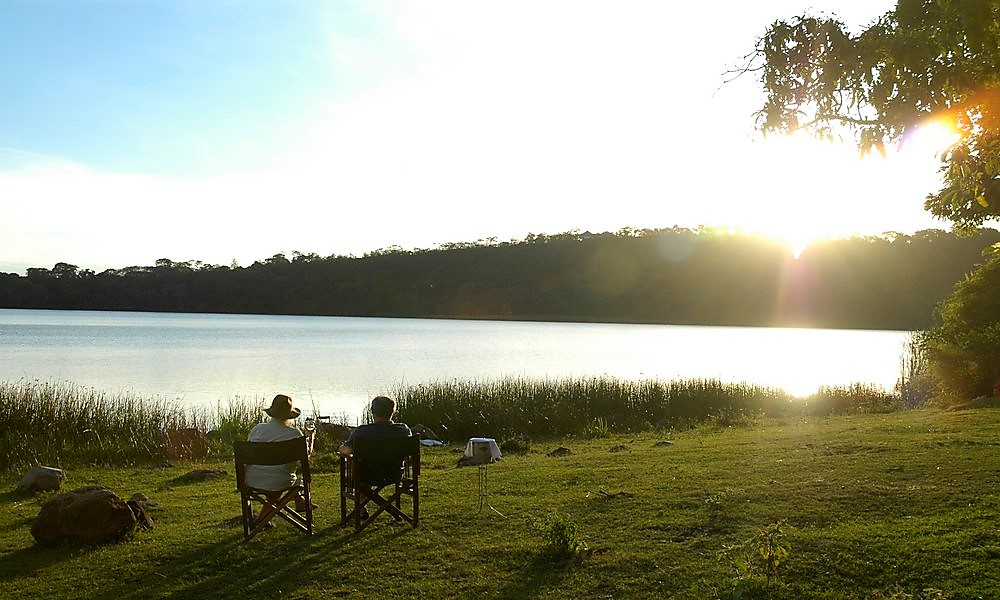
[797, 113, 882, 130]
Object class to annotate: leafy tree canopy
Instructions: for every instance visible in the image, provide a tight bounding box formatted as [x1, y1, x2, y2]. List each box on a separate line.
[749, 0, 1000, 229]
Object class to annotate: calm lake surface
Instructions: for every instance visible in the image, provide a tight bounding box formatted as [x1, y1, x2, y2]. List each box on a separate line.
[0, 309, 912, 421]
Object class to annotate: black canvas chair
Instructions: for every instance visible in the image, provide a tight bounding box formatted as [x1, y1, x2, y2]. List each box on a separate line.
[233, 436, 313, 541]
[340, 435, 420, 532]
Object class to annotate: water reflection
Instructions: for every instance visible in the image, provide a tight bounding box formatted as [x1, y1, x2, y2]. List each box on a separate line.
[0, 309, 909, 420]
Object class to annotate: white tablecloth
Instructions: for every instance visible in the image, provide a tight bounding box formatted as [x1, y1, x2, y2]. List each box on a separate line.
[464, 437, 502, 463]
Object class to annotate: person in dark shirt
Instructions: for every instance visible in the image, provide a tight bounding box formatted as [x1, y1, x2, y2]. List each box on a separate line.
[338, 396, 413, 487]
[338, 395, 412, 456]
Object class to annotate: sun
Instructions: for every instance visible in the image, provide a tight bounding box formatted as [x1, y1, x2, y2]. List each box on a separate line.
[728, 120, 961, 261]
[784, 230, 813, 260]
[901, 117, 962, 157]
[724, 133, 845, 260]
[754, 226, 815, 260]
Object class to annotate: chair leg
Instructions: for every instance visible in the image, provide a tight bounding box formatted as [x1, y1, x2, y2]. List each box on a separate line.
[341, 483, 418, 532]
[413, 484, 419, 527]
[340, 486, 347, 525]
[271, 490, 311, 533]
[304, 488, 313, 535]
[351, 488, 384, 533]
[241, 495, 254, 540]
[354, 491, 363, 531]
[243, 488, 313, 541]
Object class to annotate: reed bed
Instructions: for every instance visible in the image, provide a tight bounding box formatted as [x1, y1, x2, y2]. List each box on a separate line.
[2, 377, 905, 472]
[804, 383, 902, 415]
[394, 377, 904, 442]
[0, 381, 263, 473]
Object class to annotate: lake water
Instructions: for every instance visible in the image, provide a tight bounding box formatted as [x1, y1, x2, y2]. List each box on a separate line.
[0, 308, 912, 421]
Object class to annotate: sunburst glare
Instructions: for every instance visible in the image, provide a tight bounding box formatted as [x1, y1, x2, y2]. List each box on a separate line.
[900, 117, 962, 157]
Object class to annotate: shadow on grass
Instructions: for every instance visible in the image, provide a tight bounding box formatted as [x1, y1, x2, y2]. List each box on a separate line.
[0, 490, 29, 504]
[0, 544, 85, 583]
[72, 519, 420, 599]
[156, 470, 231, 491]
[0, 490, 43, 534]
[495, 549, 584, 598]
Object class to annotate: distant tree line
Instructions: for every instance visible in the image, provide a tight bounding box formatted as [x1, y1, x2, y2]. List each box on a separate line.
[2, 227, 998, 331]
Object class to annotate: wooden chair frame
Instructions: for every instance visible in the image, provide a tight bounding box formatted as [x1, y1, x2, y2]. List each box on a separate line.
[340, 436, 420, 532]
[233, 436, 313, 541]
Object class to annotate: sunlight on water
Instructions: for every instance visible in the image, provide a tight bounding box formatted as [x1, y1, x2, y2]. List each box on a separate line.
[0, 309, 910, 421]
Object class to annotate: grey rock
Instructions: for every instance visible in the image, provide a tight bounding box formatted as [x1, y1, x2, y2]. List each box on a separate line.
[128, 492, 157, 509]
[16, 466, 65, 493]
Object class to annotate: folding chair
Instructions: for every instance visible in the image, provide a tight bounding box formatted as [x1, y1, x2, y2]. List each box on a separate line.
[233, 436, 313, 541]
[340, 436, 420, 532]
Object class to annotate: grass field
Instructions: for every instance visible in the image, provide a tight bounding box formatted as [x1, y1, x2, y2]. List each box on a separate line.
[1, 408, 997, 599]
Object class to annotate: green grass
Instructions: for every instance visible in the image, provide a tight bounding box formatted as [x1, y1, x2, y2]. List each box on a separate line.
[1, 408, 997, 598]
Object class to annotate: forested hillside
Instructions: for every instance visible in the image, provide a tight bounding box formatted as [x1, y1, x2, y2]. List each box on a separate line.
[2, 227, 997, 330]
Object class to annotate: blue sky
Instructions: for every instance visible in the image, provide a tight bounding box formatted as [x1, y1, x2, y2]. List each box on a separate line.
[0, 0, 967, 273]
[1, 1, 359, 173]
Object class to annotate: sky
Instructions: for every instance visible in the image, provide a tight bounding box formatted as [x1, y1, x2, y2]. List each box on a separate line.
[0, 0, 976, 274]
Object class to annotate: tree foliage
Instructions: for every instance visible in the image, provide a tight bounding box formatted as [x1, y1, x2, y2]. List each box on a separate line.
[751, 0, 1000, 228]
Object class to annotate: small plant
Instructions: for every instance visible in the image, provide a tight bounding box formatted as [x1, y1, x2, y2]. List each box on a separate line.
[705, 488, 744, 526]
[582, 416, 611, 438]
[538, 512, 589, 557]
[720, 521, 790, 597]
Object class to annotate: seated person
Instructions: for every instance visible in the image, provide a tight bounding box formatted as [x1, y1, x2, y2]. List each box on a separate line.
[338, 395, 412, 486]
[246, 394, 315, 516]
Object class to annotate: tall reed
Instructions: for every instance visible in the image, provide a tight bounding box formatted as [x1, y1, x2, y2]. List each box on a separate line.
[0, 381, 264, 473]
[804, 383, 901, 415]
[896, 332, 934, 408]
[394, 377, 800, 441]
[211, 394, 267, 444]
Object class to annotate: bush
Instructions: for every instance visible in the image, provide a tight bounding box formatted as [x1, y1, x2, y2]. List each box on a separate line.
[499, 434, 530, 454]
[924, 254, 1000, 404]
[538, 512, 588, 557]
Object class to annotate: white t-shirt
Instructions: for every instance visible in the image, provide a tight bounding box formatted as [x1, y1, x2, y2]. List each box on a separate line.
[245, 419, 304, 491]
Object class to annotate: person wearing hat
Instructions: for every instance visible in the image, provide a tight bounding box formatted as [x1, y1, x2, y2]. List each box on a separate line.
[246, 394, 316, 517]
